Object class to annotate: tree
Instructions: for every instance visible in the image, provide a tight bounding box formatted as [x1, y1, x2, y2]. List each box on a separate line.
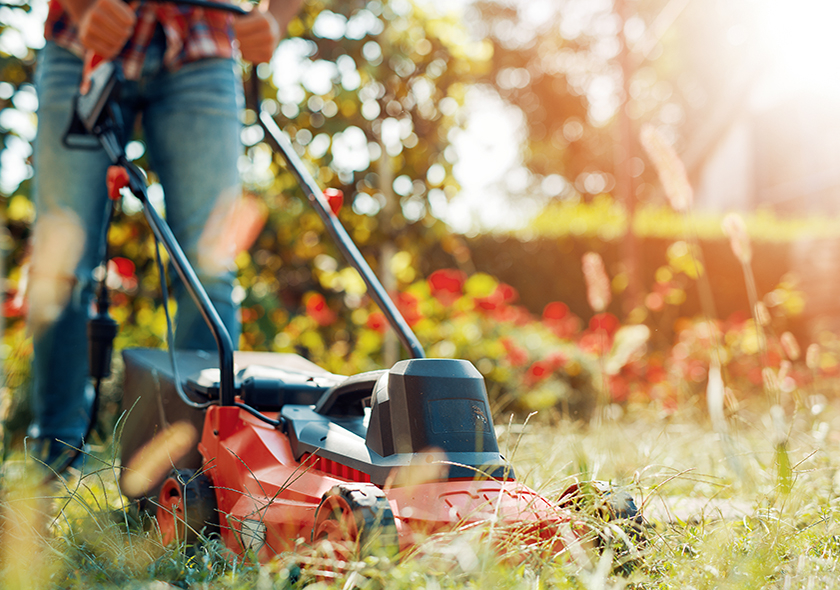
[0, 0, 493, 371]
[462, 0, 761, 313]
[235, 0, 492, 363]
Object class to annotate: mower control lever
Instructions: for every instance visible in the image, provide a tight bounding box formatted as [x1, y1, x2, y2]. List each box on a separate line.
[63, 61, 123, 149]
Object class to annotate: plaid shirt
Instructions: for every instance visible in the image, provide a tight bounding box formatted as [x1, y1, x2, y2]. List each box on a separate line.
[45, 0, 235, 80]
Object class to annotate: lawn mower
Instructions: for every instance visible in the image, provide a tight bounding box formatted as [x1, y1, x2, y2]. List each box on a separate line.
[64, 2, 642, 561]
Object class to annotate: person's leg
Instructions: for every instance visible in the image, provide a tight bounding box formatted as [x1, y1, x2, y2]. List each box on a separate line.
[28, 42, 120, 461]
[141, 56, 243, 351]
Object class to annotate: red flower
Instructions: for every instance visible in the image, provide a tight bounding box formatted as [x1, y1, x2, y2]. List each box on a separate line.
[500, 336, 528, 367]
[526, 360, 553, 384]
[324, 188, 344, 216]
[660, 394, 679, 413]
[507, 348, 528, 367]
[492, 304, 532, 325]
[495, 283, 518, 303]
[579, 313, 620, 354]
[546, 350, 568, 370]
[543, 302, 582, 339]
[366, 311, 387, 333]
[555, 316, 582, 339]
[609, 375, 630, 402]
[726, 310, 750, 328]
[240, 307, 258, 323]
[588, 312, 620, 337]
[476, 283, 518, 313]
[579, 331, 610, 355]
[645, 363, 667, 383]
[475, 299, 497, 312]
[823, 364, 840, 377]
[304, 292, 336, 326]
[105, 257, 138, 291]
[428, 269, 466, 305]
[395, 291, 422, 326]
[765, 350, 782, 368]
[3, 291, 26, 318]
[543, 302, 569, 321]
[110, 257, 135, 279]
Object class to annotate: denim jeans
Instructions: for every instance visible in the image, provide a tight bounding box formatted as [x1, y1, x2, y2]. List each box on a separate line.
[29, 32, 243, 458]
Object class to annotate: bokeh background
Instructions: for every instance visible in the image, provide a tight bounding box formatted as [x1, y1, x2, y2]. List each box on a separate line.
[3, 0, 840, 443]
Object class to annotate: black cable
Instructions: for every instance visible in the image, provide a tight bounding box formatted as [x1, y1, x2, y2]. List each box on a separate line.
[152, 233, 289, 430]
[152, 228, 286, 428]
[234, 402, 285, 430]
[153, 237, 216, 410]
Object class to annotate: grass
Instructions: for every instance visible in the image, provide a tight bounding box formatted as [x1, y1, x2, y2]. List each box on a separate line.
[3, 396, 840, 589]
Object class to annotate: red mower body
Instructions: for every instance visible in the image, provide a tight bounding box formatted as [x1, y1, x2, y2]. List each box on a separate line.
[189, 405, 578, 558]
[133, 352, 582, 559]
[74, 60, 609, 564]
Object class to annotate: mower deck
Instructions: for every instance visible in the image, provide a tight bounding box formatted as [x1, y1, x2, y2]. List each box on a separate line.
[126, 351, 580, 558]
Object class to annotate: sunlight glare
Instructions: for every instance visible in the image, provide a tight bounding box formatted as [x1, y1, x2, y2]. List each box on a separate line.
[757, 0, 840, 98]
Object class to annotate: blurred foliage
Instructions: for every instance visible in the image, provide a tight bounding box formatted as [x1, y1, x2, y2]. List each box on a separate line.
[529, 194, 840, 242]
[1, 0, 838, 432]
[0, 0, 494, 353]
[456, 0, 788, 223]
[467, 0, 615, 191]
[457, 0, 684, 206]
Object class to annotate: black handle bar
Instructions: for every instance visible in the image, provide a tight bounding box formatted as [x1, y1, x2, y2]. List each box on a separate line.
[72, 0, 426, 410]
[258, 113, 426, 359]
[155, 0, 249, 14]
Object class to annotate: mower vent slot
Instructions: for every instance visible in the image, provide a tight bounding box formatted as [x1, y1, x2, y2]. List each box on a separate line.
[302, 453, 371, 483]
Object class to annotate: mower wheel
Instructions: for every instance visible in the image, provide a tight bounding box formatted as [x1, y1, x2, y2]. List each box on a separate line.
[312, 483, 399, 559]
[157, 468, 219, 546]
[559, 481, 645, 545]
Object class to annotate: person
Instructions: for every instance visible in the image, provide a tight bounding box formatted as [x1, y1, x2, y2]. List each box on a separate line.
[27, 0, 301, 466]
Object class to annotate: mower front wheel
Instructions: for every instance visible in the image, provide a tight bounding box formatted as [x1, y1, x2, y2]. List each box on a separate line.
[559, 480, 645, 572]
[312, 483, 399, 559]
[157, 468, 219, 546]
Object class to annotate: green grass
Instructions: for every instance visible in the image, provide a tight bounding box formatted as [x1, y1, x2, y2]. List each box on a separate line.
[4, 399, 840, 589]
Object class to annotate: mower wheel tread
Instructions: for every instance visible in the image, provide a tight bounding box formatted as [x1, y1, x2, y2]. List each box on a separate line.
[312, 483, 399, 558]
[158, 468, 219, 546]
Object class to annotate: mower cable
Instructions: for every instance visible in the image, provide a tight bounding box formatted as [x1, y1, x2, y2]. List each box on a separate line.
[153, 237, 216, 410]
[234, 402, 285, 430]
[151, 234, 281, 430]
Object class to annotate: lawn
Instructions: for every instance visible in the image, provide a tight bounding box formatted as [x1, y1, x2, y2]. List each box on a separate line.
[3, 396, 840, 590]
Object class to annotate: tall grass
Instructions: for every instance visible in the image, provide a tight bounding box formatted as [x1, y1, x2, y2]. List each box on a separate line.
[4, 398, 840, 588]
[3, 121, 837, 586]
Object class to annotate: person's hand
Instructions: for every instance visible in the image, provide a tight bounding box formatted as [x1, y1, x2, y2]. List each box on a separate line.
[77, 0, 136, 60]
[233, 4, 280, 64]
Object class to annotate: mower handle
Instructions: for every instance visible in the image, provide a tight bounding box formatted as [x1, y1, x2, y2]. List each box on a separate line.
[258, 111, 426, 360]
[67, 0, 252, 406]
[74, 0, 424, 413]
[152, 0, 248, 14]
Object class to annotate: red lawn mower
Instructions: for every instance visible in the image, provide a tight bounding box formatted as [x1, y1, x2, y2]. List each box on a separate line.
[67, 2, 642, 562]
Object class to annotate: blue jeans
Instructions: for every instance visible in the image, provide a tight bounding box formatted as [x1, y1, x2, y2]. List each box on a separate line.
[29, 33, 243, 457]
